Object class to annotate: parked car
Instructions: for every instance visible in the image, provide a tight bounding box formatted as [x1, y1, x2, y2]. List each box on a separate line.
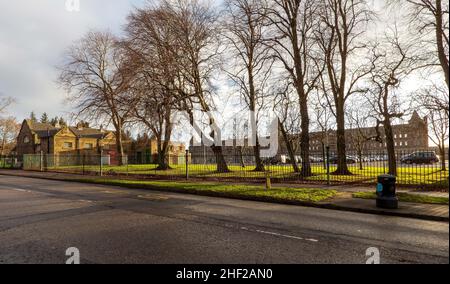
[400, 151, 439, 164]
[328, 155, 357, 164]
[309, 156, 324, 163]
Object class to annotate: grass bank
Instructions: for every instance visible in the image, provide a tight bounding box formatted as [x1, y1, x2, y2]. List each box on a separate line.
[352, 192, 449, 205]
[71, 178, 337, 204]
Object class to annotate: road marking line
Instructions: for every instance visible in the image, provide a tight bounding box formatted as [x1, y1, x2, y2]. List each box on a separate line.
[250, 229, 318, 242]
[10, 188, 31, 193]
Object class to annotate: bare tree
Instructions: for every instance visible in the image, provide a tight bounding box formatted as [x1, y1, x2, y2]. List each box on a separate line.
[391, 0, 449, 88]
[315, 0, 374, 175]
[427, 108, 449, 171]
[165, 0, 231, 173]
[223, 0, 274, 171]
[273, 84, 301, 172]
[414, 82, 449, 119]
[347, 104, 381, 171]
[124, 5, 180, 170]
[0, 96, 14, 114]
[311, 91, 334, 169]
[365, 29, 418, 176]
[0, 117, 19, 156]
[265, 0, 323, 177]
[59, 31, 135, 165]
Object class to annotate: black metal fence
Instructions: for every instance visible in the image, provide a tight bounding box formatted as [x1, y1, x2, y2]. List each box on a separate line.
[0, 155, 21, 169]
[9, 148, 449, 189]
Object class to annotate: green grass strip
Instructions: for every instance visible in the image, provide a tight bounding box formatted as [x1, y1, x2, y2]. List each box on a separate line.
[352, 192, 449, 205]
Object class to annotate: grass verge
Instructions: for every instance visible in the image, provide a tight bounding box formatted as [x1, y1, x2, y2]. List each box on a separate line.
[71, 178, 337, 204]
[352, 192, 449, 205]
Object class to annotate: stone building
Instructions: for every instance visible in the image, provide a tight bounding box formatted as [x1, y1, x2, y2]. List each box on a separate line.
[308, 111, 429, 155]
[130, 134, 186, 164]
[16, 120, 120, 160]
[189, 111, 430, 162]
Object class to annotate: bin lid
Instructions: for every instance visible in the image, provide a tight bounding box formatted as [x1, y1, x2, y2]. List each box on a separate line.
[378, 174, 396, 180]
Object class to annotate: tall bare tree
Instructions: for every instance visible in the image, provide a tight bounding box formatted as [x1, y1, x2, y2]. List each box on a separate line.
[427, 108, 449, 171]
[59, 31, 135, 165]
[391, 0, 449, 88]
[124, 5, 180, 170]
[365, 29, 418, 176]
[315, 0, 374, 175]
[273, 84, 301, 172]
[223, 0, 273, 171]
[165, 0, 231, 173]
[265, 0, 323, 177]
[311, 91, 334, 169]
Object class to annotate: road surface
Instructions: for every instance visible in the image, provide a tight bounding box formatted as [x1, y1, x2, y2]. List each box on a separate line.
[0, 175, 448, 264]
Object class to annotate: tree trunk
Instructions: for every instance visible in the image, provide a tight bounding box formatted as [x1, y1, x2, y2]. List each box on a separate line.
[384, 121, 397, 176]
[358, 148, 363, 171]
[440, 145, 446, 171]
[299, 96, 312, 177]
[253, 138, 265, 172]
[322, 142, 327, 170]
[212, 146, 230, 173]
[115, 129, 125, 166]
[156, 139, 171, 170]
[279, 120, 300, 173]
[238, 146, 245, 168]
[334, 104, 351, 175]
[435, 0, 450, 89]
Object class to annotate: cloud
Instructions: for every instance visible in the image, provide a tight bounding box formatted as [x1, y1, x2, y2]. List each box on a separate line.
[0, 0, 145, 121]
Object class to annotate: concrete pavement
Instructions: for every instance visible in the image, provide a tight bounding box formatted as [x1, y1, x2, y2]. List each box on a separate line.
[0, 175, 448, 264]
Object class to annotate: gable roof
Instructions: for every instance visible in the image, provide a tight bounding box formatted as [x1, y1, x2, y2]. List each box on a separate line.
[24, 119, 112, 139]
[26, 119, 60, 138]
[69, 127, 111, 139]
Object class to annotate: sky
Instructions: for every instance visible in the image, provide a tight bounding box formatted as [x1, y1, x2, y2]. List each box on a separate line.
[0, 0, 147, 122]
[0, 0, 446, 147]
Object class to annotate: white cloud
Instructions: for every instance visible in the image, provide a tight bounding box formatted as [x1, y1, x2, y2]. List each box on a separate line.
[0, 0, 146, 121]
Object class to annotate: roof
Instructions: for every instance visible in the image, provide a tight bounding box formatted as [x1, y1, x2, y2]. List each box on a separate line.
[69, 127, 111, 139]
[26, 120, 60, 138]
[25, 120, 111, 139]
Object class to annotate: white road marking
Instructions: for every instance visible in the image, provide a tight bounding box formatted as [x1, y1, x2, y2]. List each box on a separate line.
[10, 188, 32, 193]
[240, 226, 318, 242]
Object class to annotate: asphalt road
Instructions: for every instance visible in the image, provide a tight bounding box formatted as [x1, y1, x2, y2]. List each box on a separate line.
[0, 175, 448, 264]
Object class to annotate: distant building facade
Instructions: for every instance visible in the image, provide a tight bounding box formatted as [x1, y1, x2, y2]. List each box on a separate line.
[189, 111, 430, 162]
[131, 134, 186, 164]
[309, 111, 429, 154]
[16, 120, 121, 159]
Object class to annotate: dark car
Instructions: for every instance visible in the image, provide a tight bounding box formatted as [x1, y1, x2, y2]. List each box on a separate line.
[400, 151, 439, 164]
[328, 155, 357, 164]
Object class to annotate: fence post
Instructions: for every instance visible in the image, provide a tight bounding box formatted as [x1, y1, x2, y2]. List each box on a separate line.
[82, 155, 85, 175]
[40, 151, 43, 172]
[185, 150, 189, 180]
[326, 146, 330, 186]
[99, 150, 103, 177]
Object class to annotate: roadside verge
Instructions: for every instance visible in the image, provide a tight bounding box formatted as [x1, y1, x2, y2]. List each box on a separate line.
[0, 170, 448, 222]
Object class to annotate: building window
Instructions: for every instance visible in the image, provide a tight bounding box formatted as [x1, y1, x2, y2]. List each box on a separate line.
[394, 134, 397, 139]
[405, 141, 408, 146]
[400, 142, 403, 146]
[395, 142, 397, 147]
[404, 134, 408, 138]
[84, 143, 93, 149]
[399, 134, 402, 138]
[23, 136, 30, 144]
[64, 142, 73, 149]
